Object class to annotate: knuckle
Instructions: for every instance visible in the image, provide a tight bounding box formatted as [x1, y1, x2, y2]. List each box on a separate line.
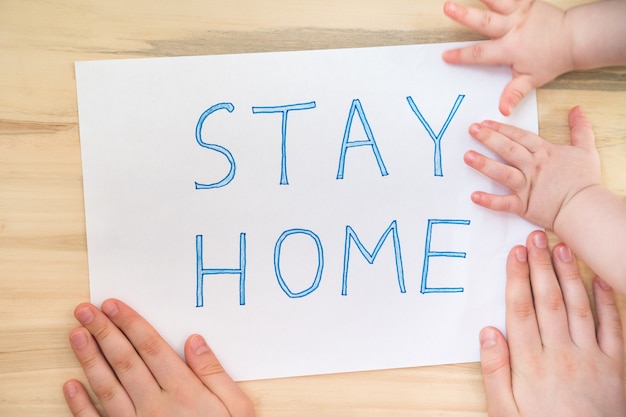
[93, 382, 119, 404]
[571, 303, 592, 319]
[196, 360, 227, 378]
[471, 44, 483, 62]
[91, 323, 114, 344]
[513, 299, 535, 319]
[111, 356, 135, 375]
[480, 11, 492, 28]
[136, 337, 162, 358]
[542, 291, 564, 311]
[481, 353, 509, 376]
[78, 352, 100, 371]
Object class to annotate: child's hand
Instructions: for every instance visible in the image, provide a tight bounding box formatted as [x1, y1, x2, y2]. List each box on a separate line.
[443, 0, 572, 115]
[63, 298, 255, 417]
[479, 231, 625, 416]
[464, 106, 601, 230]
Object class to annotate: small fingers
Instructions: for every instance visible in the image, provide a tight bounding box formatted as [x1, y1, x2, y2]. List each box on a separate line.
[442, 41, 508, 67]
[468, 122, 536, 167]
[469, 191, 524, 215]
[479, 327, 517, 417]
[594, 276, 624, 361]
[63, 379, 101, 417]
[443, 1, 510, 38]
[500, 74, 536, 116]
[479, 0, 520, 15]
[185, 335, 256, 417]
[464, 150, 526, 191]
[568, 106, 597, 149]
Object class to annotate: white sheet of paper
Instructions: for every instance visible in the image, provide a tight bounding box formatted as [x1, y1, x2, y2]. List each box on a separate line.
[76, 42, 537, 381]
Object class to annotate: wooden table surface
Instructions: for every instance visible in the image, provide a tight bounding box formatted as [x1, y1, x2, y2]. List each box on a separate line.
[1, 1, 625, 416]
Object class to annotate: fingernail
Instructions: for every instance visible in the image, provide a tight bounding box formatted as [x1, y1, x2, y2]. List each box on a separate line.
[190, 334, 210, 355]
[594, 276, 611, 290]
[70, 330, 88, 348]
[533, 232, 547, 249]
[75, 306, 94, 324]
[481, 120, 496, 129]
[479, 328, 497, 348]
[464, 150, 476, 163]
[102, 300, 119, 317]
[469, 123, 481, 135]
[63, 381, 78, 399]
[557, 245, 572, 263]
[515, 246, 527, 263]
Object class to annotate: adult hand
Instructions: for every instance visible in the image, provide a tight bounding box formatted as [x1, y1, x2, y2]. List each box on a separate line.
[479, 231, 625, 416]
[63, 298, 255, 417]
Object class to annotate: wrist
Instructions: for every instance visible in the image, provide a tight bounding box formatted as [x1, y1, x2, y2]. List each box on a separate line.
[553, 183, 608, 235]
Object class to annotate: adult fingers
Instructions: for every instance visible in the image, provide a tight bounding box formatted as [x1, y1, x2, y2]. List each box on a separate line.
[63, 379, 101, 417]
[185, 334, 256, 417]
[479, 327, 517, 417]
[67, 326, 135, 416]
[526, 231, 571, 347]
[551, 243, 596, 349]
[74, 302, 161, 407]
[97, 298, 199, 393]
[505, 244, 542, 358]
[500, 74, 536, 116]
[443, 1, 510, 38]
[594, 276, 624, 361]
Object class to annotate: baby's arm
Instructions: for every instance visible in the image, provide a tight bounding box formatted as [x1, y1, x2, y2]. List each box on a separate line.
[465, 106, 626, 293]
[443, 0, 626, 115]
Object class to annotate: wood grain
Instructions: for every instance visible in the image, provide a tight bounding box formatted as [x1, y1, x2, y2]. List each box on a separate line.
[1, 1, 624, 416]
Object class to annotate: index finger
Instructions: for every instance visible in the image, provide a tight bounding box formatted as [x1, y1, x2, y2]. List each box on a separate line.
[99, 298, 200, 392]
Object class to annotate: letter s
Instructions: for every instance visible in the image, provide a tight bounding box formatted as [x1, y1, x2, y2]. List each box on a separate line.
[195, 102, 236, 189]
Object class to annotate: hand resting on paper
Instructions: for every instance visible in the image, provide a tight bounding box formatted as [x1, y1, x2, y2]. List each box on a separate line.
[63, 231, 626, 416]
[464, 105, 626, 294]
[443, 0, 626, 115]
[63, 299, 255, 417]
[479, 230, 625, 416]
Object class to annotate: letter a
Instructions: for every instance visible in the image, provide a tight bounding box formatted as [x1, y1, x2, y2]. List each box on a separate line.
[336, 99, 389, 180]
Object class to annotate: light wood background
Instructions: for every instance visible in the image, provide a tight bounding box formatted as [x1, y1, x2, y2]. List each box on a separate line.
[1, 1, 625, 416]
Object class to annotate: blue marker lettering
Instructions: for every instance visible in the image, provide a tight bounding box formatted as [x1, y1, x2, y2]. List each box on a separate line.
[406, 94, 465, 177]
[196, 233, 247, 306]
[336, 99, 389, 180]
[252, 102, 317, 185]
[195, 103, 237, 189]
[274, 228, 324, 298]
[342, 220, 405, 295]
[420, 219, 470, 294]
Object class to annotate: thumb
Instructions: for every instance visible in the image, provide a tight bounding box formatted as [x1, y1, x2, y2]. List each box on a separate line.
[568, 106, 596, 149]
[499, 74, 535, 116]
[479, 327, 517, 417]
